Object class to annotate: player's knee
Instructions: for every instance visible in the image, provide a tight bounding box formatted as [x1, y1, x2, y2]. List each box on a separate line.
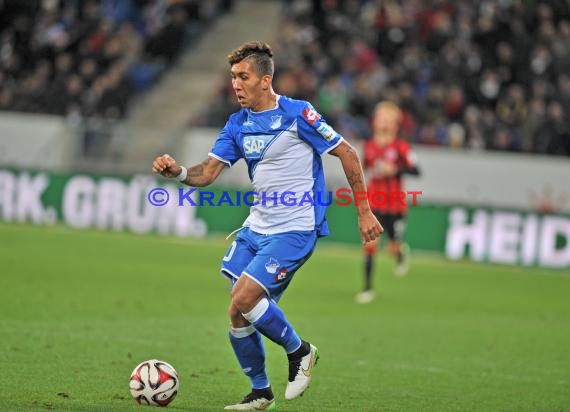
[231, 289, 259, 313]
[228, 303, 240, 320]
[228, 304, 249, 327]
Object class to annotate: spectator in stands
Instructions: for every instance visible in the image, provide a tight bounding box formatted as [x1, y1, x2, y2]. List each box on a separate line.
[535, 101, 569, 155]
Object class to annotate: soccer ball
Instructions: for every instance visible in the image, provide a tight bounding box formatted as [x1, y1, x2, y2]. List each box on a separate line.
[129, 359, 179, 407]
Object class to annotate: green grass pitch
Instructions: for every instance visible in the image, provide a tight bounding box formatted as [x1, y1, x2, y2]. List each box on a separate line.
[0, 222, 569, 411]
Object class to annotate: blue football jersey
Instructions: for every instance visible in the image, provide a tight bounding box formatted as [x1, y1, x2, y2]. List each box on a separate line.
[209, 95, 343, 236]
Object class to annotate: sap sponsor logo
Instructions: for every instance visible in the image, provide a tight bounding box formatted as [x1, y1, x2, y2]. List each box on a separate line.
[265, 257, 280, 274]
[243, 135, 273, 158]
[275, 267, 289, 282]
[244, 139, 264, 155]
[302, 106, 321, 125]
[316, 123, 336, 141]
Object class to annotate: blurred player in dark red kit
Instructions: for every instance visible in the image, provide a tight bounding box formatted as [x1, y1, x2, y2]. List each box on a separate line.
[356, 101, 421, 304]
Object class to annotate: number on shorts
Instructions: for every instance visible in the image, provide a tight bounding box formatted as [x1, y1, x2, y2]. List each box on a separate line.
[223, 241, 237, 262]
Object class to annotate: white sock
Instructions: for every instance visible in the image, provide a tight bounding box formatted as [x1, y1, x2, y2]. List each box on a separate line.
[242, 298, 269, 323]
[229, 325, 257, 338]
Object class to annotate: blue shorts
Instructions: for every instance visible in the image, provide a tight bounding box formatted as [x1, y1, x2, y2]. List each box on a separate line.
[220, 227, 317, 302]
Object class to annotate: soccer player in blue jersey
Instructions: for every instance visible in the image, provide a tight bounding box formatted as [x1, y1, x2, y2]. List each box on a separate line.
[152, 41, 383, 410]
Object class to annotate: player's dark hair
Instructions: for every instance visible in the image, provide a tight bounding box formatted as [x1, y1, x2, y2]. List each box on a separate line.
[228, 41, 274, 77]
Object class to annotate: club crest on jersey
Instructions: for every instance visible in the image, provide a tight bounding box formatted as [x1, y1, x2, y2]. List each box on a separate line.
[275, 267, 289, 282]
[269, 115, 282, 129]
[243, 135, 273, 159]
[265, 257, 280, 274]
[303, 106, 321, 125]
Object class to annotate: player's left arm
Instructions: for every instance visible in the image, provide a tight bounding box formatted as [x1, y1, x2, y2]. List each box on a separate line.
[297, 102, 383, 242]
[329, 141, 384, 243]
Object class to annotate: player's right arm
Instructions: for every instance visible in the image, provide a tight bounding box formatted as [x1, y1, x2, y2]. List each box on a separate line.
[152, 154, 227, 187]
[153, 114, 242, 186]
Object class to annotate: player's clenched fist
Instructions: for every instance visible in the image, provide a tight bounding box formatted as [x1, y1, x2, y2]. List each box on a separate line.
[359, 211, 384, 243]
[152, 154, 182, 178]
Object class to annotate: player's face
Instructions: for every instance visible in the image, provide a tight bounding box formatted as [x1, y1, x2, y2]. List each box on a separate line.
[373, 107, 400, 138]
[230, 60, 267, 109]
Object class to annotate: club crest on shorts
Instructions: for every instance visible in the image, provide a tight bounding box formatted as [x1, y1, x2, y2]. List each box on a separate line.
[265, 257, 280, 274]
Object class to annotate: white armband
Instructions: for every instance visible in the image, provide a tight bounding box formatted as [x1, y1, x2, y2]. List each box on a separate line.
[176, 166, 188, 182]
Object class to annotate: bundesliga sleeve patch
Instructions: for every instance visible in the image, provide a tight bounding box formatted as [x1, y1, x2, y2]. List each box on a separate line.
[302, 106, 321, 125]
[316, 123, 336, 141]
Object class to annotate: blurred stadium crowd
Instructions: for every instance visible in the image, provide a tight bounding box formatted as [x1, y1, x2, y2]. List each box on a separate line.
[201, 0, 570, 156]
[0, 0, 568, 157]
[0, 0, 231, 120]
